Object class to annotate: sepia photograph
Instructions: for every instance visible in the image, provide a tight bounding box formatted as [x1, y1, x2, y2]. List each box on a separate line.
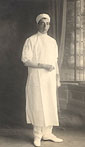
[0, 0, 85, 147]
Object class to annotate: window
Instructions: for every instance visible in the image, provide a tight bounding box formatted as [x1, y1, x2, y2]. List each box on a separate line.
[61, 0, 85, 82]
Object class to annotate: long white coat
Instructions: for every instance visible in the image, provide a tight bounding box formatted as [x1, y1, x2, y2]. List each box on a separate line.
[21, 32, 59, 127]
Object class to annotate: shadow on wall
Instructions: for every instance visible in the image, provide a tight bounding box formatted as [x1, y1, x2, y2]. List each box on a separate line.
[0, 19, 27, 127]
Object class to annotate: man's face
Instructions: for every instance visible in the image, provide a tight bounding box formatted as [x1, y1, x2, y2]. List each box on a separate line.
[37, 18, 50, 34]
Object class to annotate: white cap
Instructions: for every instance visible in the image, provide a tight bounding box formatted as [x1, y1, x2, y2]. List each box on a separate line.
[36, 13, 50, 24]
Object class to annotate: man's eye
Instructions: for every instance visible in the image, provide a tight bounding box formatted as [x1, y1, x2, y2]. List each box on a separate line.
[40, 22, 44, 25]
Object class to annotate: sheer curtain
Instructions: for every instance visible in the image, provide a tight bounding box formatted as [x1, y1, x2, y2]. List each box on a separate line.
[56, 0, 67, 70]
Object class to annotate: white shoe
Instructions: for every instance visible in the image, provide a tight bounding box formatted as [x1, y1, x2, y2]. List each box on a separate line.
[42, 133, 63, 143]
[34, 137, 41, 147]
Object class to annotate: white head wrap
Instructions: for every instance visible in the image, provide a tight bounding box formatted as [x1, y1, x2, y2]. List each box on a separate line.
[36, 13, 50, 24]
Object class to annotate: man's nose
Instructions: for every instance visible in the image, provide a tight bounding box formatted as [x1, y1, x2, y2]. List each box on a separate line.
[44, 23, 47, 27]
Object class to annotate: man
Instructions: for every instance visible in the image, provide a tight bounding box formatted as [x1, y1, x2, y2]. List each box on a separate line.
[21, 13, 63, 146]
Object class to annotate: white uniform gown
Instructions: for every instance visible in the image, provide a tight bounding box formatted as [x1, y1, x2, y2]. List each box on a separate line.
[21, 32, 59, 127]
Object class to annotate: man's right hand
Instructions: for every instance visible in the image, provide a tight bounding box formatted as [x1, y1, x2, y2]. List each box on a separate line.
[38, 63, 55, 71]
[44, 64, 55, 71]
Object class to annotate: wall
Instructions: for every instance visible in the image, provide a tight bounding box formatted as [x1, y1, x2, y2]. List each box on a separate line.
[58, 84, 85, 128]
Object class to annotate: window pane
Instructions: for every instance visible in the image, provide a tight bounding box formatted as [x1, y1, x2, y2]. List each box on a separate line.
[61, 0, 85, 81]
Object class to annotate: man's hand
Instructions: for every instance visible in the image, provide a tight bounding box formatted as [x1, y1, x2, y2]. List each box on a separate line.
[44, 64, 55, 71]
[38, 63, 55, 71]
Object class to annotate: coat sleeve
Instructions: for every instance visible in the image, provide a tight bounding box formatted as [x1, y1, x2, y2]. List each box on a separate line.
[21, 38, 33, 63]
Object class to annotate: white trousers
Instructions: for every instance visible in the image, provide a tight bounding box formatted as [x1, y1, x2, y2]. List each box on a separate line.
[33, 126, 53, 139]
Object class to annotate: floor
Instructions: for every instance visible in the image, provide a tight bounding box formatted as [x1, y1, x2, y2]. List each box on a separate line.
[0, 127, 85, 147]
